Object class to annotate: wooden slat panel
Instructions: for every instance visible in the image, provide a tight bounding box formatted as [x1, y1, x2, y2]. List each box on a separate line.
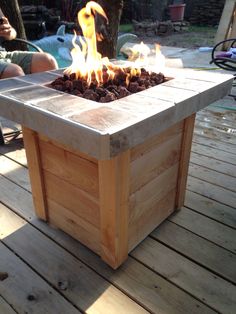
[131, 121, 183, 161]
[22, 127, 47, 220]
[39, 138, 99, 198]
[175, 114, 195, 209]
[130, 133, 182, 193]
[99, 150, 130, 269]
[185, 190, 236, 228]
[38, 133, 98, 163]
[48, 199, 100, 255]
[169, 207, 236, 253]
[44, 171, 100, 228]
[130, 164, 179, 219]
[129, 189, 176, 251]
[0, 204, 146, 314]
[132, 237, 236, 314]
[152, 220, 236, 284]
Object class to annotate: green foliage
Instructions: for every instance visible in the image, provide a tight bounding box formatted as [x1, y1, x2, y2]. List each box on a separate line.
[119, 24, 134, 33]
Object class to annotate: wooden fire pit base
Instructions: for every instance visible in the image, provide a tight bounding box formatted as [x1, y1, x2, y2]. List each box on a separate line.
[22, 113, 195, 269]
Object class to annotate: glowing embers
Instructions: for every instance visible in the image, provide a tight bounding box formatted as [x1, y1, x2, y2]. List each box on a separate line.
[50, 68, 166, 102]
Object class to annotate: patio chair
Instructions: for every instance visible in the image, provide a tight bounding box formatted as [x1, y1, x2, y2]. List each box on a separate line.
[0, 38, 42, 145]
[210, 38, 236, 100]
[210, 38, 236, 72]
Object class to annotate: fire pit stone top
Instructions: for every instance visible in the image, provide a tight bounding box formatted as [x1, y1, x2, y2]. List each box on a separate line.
[0, 68, 233, 159]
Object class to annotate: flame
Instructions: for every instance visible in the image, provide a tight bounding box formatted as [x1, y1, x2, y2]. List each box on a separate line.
[64, 1, 108, 85]
[154, 44, 165, 73]
[64, 1, 165, 87]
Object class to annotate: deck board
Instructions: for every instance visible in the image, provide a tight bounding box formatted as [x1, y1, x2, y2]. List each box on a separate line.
[0, 105, 236, 314]
[0, 241, 82, 314]
[0, 296, 17, 314]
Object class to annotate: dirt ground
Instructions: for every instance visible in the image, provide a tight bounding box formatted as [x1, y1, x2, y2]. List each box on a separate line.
[137, 26, 217, 49]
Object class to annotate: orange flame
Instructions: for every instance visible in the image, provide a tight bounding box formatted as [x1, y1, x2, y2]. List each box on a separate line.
[64, 1, 165, 86]
[64, 1, 109, 85]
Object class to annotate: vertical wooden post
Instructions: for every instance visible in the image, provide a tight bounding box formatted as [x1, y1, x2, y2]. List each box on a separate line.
[214, 0, 236, 50]
[98, 150, 130, 269]
[22, 126, 48, 221]
[175, 114, 196, 210]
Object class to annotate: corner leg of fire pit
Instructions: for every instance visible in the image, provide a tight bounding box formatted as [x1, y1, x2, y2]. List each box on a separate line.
[98, 150, 130, 269]
[22, 126, 48, 221]
[175, 114, 196, 210]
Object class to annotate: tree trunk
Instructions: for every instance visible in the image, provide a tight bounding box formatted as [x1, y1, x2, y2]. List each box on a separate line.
[0, 0, 27, 50]
[96, 0, 124, 59]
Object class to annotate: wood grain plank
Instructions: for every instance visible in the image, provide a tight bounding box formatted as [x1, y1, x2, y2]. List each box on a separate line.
[0, 241, 81, 314]
[196, 111, 236, 131]
[48, 199, 100, 255]
[39, 138, 99, 198]
[130, 133, 182, 193]
[175, 114, 195, 209]
[22, 127, 47, 220]
[0, 139, 27, 166]
[129, 189, 176, 251]
[190, 152, 236, 177]
[0, 203, 147, 314]
[189, 163, 236, 193]
[132, 237, 236, 314]
[131, 121, 183, 161]
[0, 175, 34, 218]
[214, 0, 236, 45]
[38, 133, 98, 164]
[200, 107, 236, 124]
[0, 296, 17, 314]
[185, 190, 236, 229]
[99, 150, 130, 269]
[191, 142, 236, 165]
[152, 220, 236, 284]
[169, 207, 236, 253]
[129, 164, 179, 218]
[194, 123, 236, 146]
[44, 170, 100, 227]
[0, 154, 31, 191]
[192, 134, 236, 155]
[187, 176, 236, 208]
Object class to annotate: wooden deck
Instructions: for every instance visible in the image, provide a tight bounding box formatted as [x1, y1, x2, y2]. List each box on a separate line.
[0, 104, 236, 314]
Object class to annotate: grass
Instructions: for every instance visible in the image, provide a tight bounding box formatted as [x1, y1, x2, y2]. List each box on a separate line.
[188, 25, 217, 33]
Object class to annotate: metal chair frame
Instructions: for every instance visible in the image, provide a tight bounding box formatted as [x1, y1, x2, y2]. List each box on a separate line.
[210, 38, 236, 71]
[0, 38, 42, 144]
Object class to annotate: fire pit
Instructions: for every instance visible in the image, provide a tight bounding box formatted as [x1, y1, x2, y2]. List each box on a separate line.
[0, 2, 234, 269]
[0, 68, 233, 268]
